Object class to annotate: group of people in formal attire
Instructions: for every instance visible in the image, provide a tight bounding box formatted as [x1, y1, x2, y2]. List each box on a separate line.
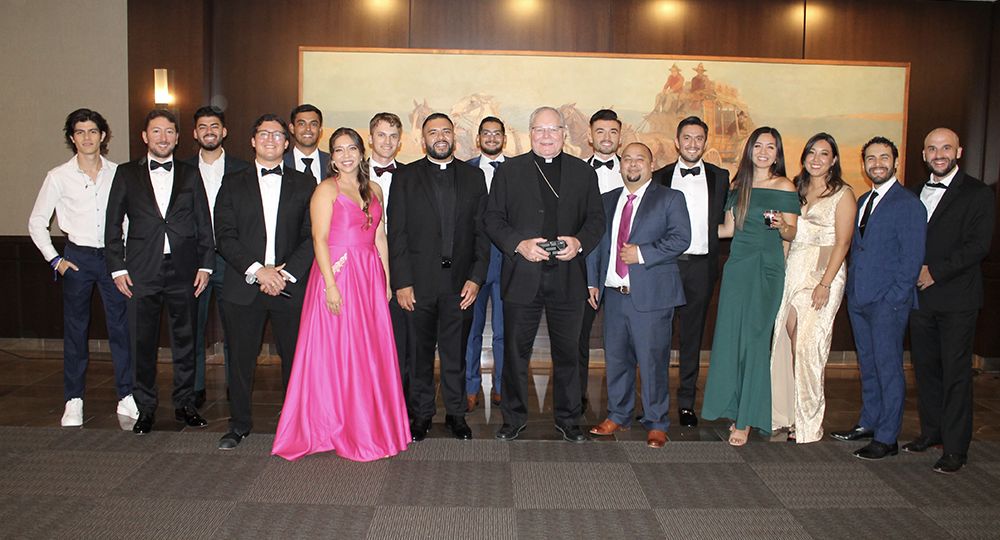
[30, 101, 992, 473]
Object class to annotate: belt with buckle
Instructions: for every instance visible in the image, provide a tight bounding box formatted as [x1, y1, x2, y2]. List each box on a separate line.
[441, 257, 452, 269]
[677, 254, 708, 261]
[611, 285, 630, 295]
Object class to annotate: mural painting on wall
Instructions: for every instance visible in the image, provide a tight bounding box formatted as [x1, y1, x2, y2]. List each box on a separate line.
[301, 48, 908, 192]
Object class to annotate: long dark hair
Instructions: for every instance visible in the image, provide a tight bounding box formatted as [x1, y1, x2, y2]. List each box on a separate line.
[327, 127, 373, 229]
[794, 132, 846, 205]
[731, 126, 786, 230]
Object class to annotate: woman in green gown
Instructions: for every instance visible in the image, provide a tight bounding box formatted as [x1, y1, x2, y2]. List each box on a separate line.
[701, 126, 800, 446]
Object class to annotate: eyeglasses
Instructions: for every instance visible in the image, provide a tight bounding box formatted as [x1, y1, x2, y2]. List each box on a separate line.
[480, 130, 505, 137]
[530, 126, 564, 135]
[255, 130, 286, 140]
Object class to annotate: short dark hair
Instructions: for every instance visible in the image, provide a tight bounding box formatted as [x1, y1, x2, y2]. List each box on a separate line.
[589, 109, 621, 128]
[369, 112, 402, 132]
[63, 108, 110, 155]
[251, 113, 289, 138]
[290, 103, 323, 125]
[862, 136, 899, 160]
[676, 116, 709, 138]
[144, 109, 178, 131]
[193, 105, 225, 126]
[479, 116, 505, 134]
[422, 112, 453, 129]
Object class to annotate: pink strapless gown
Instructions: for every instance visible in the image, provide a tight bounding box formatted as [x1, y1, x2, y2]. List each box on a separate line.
[272, 195, 411, 461]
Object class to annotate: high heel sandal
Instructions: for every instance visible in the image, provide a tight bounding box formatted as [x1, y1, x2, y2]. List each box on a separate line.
[728, 426, 750, 447]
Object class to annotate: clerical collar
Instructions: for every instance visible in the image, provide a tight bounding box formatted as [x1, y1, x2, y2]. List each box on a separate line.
[533, 152, 560, 164]
[428, 157, 453, 170]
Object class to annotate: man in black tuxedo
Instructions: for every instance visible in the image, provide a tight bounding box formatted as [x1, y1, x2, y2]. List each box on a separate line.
[213, 114, 315, 450]
[651, 116, 731, 427]
[484, 106, 605, 442]
[105, 109, 215, 434]
[904, 127, 995, 473]
[181, 105, 250, 408]
[282, 104, 330, 183]
[388, 113, 489, 441]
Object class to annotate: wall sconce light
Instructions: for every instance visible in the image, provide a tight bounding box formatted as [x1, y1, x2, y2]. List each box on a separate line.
[154, 68, 174, 107]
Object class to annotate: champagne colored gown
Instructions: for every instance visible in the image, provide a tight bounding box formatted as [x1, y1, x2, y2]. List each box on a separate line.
[272, 195, 411, 462]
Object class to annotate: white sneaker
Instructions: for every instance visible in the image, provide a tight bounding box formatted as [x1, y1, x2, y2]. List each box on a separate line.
[61, 398, 83, 427]
[116, 394, 139, 419]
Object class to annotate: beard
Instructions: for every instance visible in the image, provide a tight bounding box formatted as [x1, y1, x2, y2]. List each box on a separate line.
[867, 167, 896, 186]
[625, 173, 643, 184]
[426, 141, 454, 161]
[926, 158, 957, 178]
[198, 139, 221, 151]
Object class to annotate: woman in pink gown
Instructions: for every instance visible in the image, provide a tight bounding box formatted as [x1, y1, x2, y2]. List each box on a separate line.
[272, 127, 410, 462]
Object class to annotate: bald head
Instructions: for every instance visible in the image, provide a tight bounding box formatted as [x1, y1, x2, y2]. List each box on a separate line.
[923, 127, 962, 179]
[620, 142, 654, 190]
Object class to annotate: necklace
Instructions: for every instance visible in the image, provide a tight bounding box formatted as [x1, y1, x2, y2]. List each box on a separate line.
[533, 160, 559, 199]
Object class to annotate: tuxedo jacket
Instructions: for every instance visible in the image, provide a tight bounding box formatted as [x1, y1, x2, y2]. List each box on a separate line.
[180, 153, 251, 176]
[387, 157, 490, 296]
[104, 157, 215, 297]
[587, 182, 691, 312]
[483, 152, 605, 304]
[213, 166, 316, 306]
[908, 171, 995, 311]
[846, 182, 926, 309]
[652, 161, 730, 258]
[282, 150, 330, 179]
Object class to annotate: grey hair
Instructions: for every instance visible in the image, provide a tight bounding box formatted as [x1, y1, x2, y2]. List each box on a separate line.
[528, 106, 565, 129]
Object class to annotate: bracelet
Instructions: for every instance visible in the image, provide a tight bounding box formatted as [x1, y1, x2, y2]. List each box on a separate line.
[817, 283, 831, 289]
[50, 256, 62, 270]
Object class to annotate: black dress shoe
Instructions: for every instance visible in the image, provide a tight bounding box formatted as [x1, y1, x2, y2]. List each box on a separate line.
[174, 406, 208, 427]
[133, 412, 154, 434]
[218, 431, 248, 450]
[902, 436, 942, 453]
[853, 441, 898, 460]
[679, 408, 698, 427]
[445, 415, 473, 440]
[933, 453, 967, 474]
[495, 423, 526, 441]
[410, 417, 431, 442]
[555, 424, 588, 443]
[831, 425, 874, 441]
[193, 389, 207, 409]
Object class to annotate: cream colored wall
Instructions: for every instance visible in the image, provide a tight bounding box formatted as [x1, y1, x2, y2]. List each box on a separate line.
[0, 0, 128, 237]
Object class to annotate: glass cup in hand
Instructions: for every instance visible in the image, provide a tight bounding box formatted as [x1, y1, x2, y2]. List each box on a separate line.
[763, 209, 778, 228]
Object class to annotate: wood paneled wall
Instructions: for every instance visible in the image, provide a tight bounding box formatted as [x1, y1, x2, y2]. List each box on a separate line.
[37, 0, 995, 354]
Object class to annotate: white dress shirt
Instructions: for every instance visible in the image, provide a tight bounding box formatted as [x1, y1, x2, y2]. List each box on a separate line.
[292, 147, 323, 182]
[589, 154, 623, 194]
[672, 161, 710, 255]
[477, 153, 505, 192]
[148, 154, 175, 255]
[370, 158, 397, 230]
[604, 181, 651, 288]
[28, 155, 117, 261]
[245, 162, 297, 283]
[919, 167, 958, 221]
[198, 149, 227, 227]
[858, 177, 899, 226]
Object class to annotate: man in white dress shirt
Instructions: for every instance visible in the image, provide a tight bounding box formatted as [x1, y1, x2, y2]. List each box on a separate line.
[579, 109, 624, 410]
[28, 108, 137, 427]
[282, 104, 329, 182]
[181, 106, 249, 408]
[464, 116, 507, 411]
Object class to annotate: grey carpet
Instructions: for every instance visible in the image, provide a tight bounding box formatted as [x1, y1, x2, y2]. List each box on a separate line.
[1, 426, 999, 538]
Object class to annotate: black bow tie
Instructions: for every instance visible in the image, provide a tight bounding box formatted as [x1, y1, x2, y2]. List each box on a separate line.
[489, 161, 500, 169]
[150, 160, 173, 172]
[924, 182, 947, 190]
[592, 159, 614, 170]
[374, 163, 396, 177]
[681, 166, 701, 177]
[260, 166, 282, 176]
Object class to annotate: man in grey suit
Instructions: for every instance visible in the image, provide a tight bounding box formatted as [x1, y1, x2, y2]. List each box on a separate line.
[586, 142, 691, 448]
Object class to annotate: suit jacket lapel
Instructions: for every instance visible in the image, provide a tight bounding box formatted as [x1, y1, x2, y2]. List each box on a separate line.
[628, 183, 656, 240]
[705, 165, 718, 231]
[246, 169, 267, 248]
[165, 160, 183, 218]
[137, 157, 163, 219]
[662, 164, 677, 187]
[927, 172, 963, 229]
[416, 160, 442, 234]
[275, 173, 295, 258]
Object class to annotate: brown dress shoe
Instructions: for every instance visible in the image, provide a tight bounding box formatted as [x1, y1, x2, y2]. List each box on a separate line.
[647, 429, 667, 448]
[589, 419, 629, 436]
[466, 393, 478, 413]
[490, 390, 501, 406]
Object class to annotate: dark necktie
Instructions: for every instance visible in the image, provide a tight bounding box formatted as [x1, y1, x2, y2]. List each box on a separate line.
[592, 159, 613, 170]
[300, 157, 314, 179]
[859, 191, 878, 237]
[260, 166, 283, 176]
[924, 182, 947, 190]
[150, 160, 173, 172]
[681, 166, 701, 177]
[374, 163, 397, 177]
[489, 161, 500, 169]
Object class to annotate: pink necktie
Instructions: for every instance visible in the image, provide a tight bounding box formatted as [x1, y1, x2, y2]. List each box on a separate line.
[616, 194, 636, 278]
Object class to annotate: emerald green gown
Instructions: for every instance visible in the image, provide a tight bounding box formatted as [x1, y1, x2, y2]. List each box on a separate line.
[701, 188, 801, 433]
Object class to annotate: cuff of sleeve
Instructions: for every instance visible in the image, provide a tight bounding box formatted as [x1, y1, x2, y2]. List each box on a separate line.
[199, 268, 213, 275]
[279, 269, 297, 283]
[246, 262, 263, 283]
[636, 247, 645, 265]
[111, 270, 128, 279]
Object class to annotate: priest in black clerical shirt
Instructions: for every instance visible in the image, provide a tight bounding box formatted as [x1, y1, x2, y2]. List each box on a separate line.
[387, 113, 490, 441]
[483, 106, 605, 443]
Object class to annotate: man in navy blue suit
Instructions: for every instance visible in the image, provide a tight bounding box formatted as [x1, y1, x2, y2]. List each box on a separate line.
[282, 104, 329, 183]
[586, 142, 691, 448]
[832, 136, 926, 460]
